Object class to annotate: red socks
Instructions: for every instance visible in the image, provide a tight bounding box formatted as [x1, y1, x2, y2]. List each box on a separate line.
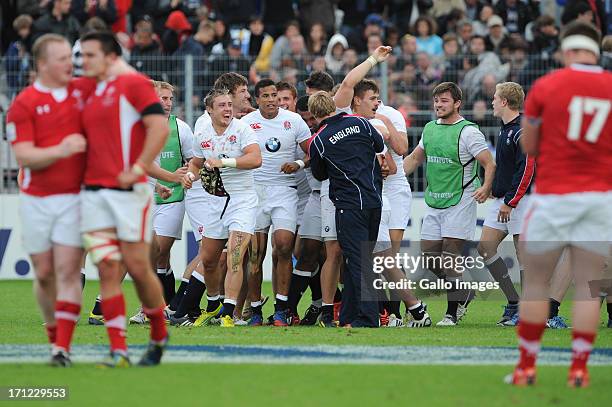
[517, 320, 546, 369]
[102, 294, 127, 354]
[45, 324, 57, 345]
[54, 301, 81, 352]
[570, 330, 596, 371]
[143, 306, 168, 343]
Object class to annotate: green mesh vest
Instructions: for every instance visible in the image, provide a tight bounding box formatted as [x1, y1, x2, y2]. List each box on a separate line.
[155, 115, 184, 204]
[422, 119, 481, 209]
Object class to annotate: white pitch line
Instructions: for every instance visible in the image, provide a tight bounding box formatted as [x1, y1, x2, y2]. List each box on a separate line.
[1, 344, 612, 365]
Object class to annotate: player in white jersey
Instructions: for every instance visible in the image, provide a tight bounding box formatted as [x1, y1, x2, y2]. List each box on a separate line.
[241, 79, 311, 326]
[129, 81, 192, 324]
[332, 56, 431, 327]
[182, 89, 262, 328]
[170, 73, 254, 327]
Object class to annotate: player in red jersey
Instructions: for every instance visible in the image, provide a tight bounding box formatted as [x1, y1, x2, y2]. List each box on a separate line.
[79, 31, 169, 367]
[6, 34, 93, 367]
[507, 21, 612, 388]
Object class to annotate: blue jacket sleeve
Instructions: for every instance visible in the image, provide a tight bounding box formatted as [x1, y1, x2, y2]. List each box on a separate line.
[308, 137, 328, 181]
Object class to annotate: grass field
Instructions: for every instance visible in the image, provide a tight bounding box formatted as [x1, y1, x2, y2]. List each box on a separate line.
[1, 280, 612, 406]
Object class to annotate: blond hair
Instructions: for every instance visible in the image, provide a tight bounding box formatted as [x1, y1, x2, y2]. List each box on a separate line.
[205, 88, 231, 109]
[151, 80, 175, 93]
[32, 34, 69, 66]
[308, 91, 336, 119]
[495, 82, 525, 111]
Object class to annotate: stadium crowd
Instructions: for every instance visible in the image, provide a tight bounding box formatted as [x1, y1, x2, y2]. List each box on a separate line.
[1, 0, 611, 113]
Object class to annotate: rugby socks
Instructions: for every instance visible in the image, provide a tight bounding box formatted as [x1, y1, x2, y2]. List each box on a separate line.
[549, 298, 561, 319]
[288, 268, 314, 314]
[54, 301, 80, 352]
[250, 300, 263, 316]
[309, 271, 322, 305]
[91, 295, 102, 316]
[445, 276, 460, 318]
[484, 254, 519, 304]
[275, 294, 288, 312]
[407, 301, 426, 321]
[570, 330, 596, 371]
[175, 272, 206, 318]
[157, 268, 176, 305]
[143, 305, 168, 344]
[45, 324, 57, 345]
[607, 302, 612, 319]
[334, 287, 342, 303]
[321, 303, 334, 321]
[169, 278, 189, 312]
[206, 295, 221, 313]
[221, 299, 236, 318]
[516, 320, 546, 369]
[102, 294, 127, 355]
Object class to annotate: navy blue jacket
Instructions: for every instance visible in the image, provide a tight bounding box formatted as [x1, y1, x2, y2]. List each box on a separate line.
[308, 112, 385, 210]
[491, 114, 535, 207]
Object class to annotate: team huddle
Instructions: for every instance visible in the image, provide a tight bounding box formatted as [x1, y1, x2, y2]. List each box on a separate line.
[7, 21, 612, 388]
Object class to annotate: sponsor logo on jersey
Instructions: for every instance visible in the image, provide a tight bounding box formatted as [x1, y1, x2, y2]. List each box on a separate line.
[198, 225, 204, 235]
[265, 137, 281, 152]
[219, 154, 230, 159]
[324, 226, 330, 232]
[228, 134, 237, 144]
[35, 104, 51, 115]
[250, 123, 262, 130]
[201, 139, 212, 149]
[506, 136, 511, 145]
[283, 120, 292, 130]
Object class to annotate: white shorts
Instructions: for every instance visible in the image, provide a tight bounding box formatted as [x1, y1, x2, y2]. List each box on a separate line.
[255, 185, 298, 233]
[81, 185, 153, 243]
[384, 183, 412, 230]
[185, 186, 216, 242]
[521, 192, 612, 256]
[296, 190, 309, 227]
[153, 200, 185, 239]
[298, 191, 322, 241]
[483, 196, 530, 236]
[205, 191, 258, 240]
[321, 194, 337, 241]
[374, 197, 392, 253]
[19, 193, 82, 254]
[421, 196, 477, 241]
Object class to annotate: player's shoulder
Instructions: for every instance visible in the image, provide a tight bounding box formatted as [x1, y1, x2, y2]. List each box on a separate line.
[241, 109, 261, 122]
[114, 72, 153, 88]
[233, 117, 253, 132]
[176, 117, 192, 131]
[70, 77, 96, 93]
[278, 108, 302, 121]
[11, 85, 39, 108]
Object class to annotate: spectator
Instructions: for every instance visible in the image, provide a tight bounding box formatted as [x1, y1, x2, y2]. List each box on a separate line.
[518, 45, 562, 92]
[325, 33, 349, 74]
[367, 33, 384, 55]
[413, 16, 443, 57]
[414, 51, 441, 99]
[504, 36, 529, 83]
[279, 34, 308, 72]
[212, 18, 231, 51]
[130, 18, 163, 79]
[464, 0, 486, 22]
[32, 0, 81, 44]
[431, 0, 466, 21]
[494, 0, 540, 35]
[70, 0, 117, 26]
[73, 16, 108, 77]
[270, 20, 300, 70]
[306, 22, 328, 56]
[530, 15, 559, 54]
[262, 0, 297, 38]
[178, 20, 217, 56]
[439, 33, 462, 83]
[485, 15, 509, 54]
[467, 73, 497, 109]
[129, 0, 156, 29]
[162, 10, 192, 55]
[5, 14, 32, 98]
[214, 0, 256, 28]
[472, 4, 495, 36]
[298, 0, 336, 36]
[561, 0, 607, 35]
[347, 13, 385, 54]
[246, 16, 275, 73]
[393, 64, 417, 100]
[440, 7, 467, 36]
[456, 20, 474, 53]
[111, 0, 132, 33]
[342, 48, 358, 73]
[151, 0, 191, 36]
[396, 34, 417, 70]
[208, 38, 251, 87]
[387, 0, 433, 35]
[338, 0, 385, 38]
[16, 1, 47, 18]
[386, 24, 401, 53]
[462, 35, 508, 98]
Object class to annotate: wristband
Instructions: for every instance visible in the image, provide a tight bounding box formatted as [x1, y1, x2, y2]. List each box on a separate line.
[186, 171, 196, 181]
[221, 158, 237, 168]
[366, 55, 378, 67]
[132, 162, 146, 176]
[294, 160, 305, 169]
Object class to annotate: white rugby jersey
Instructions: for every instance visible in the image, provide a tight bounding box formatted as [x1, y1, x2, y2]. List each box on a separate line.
[376, 102, 409, 188]
[192, 117, 258, 194]
[241, 108, 311, 186]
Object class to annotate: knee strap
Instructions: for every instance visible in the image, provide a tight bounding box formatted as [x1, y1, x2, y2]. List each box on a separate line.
[83, 231, 122, 264]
